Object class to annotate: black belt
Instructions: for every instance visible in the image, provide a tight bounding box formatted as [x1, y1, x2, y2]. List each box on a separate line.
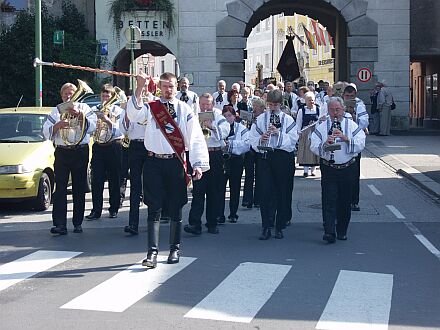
[131, 139, 144, 143]
[321, 157, 356, 169]
[147, 151, 177, 159]
[56, 144, 88, 150]
[95, 140, 121, 147]
[208, 147, 222, 152]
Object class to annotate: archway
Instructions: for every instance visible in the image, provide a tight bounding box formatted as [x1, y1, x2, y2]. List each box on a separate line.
[216, 0, 378, 98]
[112, 40, 179, 93]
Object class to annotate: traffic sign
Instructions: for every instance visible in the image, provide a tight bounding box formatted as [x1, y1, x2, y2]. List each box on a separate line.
[99, 39, 108, 55]
[357, 68, 372, 82]
[125, 42, 141, 50]
[124, 26, 142, 42]
[53, 30, 64, 45]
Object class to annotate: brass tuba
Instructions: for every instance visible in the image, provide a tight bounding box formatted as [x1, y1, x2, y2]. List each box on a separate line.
[94, 86, 126, 144]
[58, 79, 93, 145]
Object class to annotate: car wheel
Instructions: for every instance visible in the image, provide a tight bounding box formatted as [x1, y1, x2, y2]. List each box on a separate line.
[85, 163, 92, 193]
[34, 173, 52, 211]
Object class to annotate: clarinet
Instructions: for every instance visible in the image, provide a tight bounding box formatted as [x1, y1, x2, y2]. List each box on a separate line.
[328, 117, 342, 164]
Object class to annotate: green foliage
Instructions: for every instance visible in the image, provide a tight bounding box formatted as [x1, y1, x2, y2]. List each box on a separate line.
[108, 0, 175, 42]
[0, 1, 99, 107]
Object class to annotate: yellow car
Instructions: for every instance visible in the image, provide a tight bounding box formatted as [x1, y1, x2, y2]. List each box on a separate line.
[0, 107, 92, 211]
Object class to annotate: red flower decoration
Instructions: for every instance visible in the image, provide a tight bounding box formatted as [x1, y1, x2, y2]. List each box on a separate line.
[135, 0, 153, 5]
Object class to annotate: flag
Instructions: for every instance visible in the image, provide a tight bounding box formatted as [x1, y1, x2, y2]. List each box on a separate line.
[311, 19, 324, 45]
[319, 26, 327, 46]
[302, 24, 317, 50]
[276, 36, 301, 82]
[326, 30, 334, 47]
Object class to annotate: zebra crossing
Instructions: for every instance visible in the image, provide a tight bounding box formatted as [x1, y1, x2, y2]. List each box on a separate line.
[0, 249, 394, 329]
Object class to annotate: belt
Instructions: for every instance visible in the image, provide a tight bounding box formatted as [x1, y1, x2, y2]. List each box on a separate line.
[321, 157, 356, 169]
[147, 151, 177, 159]
[131, 139, 144, 143]
[56, 144, 88, 150]
[96, 140, 120, 147]
[208, 147, 222, 152]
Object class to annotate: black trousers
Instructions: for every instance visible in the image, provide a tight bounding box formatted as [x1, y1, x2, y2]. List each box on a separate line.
[52, 145, 89, 227]
[320, 160, 356, 236]
[143, 155, 187, 222]
[220, 155, 244, 218]
[242, 149, 260, 206]
[352, 153, 361, 205]
[90, 142, 122, 215]
[258, 150, 295, 230]
[120, 145, 130, 202]
[128, 141, 146, 228]
[188, 150, 223, 229]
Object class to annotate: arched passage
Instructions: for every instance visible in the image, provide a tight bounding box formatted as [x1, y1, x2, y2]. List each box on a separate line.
[216, 0, 378, 98]
[112, 40, 177, 92]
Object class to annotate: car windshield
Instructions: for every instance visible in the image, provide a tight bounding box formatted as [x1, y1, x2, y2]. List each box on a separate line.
[0, 113, 48, 142]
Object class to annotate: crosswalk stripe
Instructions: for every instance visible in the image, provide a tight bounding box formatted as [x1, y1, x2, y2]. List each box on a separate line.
[61, 256, 196, 312]
[316, 270, 393, 330]
[0, 250, 82, 293]
[184, 262, 292, 323]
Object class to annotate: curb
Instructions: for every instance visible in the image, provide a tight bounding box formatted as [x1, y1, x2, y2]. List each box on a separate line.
[366, 142, 440, 201]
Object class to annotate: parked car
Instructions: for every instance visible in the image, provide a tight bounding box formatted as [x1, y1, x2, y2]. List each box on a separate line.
[0, 106, 92, 211]
[81, 94, 101, 108]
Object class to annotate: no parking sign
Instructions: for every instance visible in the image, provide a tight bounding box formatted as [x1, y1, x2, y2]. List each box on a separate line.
[357, 68, 372, 82]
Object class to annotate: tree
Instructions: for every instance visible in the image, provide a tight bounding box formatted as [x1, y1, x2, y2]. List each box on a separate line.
[0, 1, 98, 107]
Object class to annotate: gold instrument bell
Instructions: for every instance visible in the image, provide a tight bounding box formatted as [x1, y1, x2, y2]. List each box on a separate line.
[94, 86, 126, 144]
[57, 79, 93, 146]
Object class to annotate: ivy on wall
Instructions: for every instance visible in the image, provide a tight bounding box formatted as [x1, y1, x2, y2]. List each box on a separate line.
[108, 0, 175, 41]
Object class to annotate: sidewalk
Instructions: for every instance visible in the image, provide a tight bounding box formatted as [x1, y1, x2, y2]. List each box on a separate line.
[365, 129, 440, 200]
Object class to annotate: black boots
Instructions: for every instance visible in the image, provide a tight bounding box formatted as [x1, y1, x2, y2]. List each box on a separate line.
[168, 221, 181, 264]
[142, 220, 160, 268]
[259, 228, 271, 240]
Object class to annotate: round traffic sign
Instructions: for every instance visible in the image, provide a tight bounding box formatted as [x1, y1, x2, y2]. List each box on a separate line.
[124, 25, 142, 42]
[357, 68, 372, 82]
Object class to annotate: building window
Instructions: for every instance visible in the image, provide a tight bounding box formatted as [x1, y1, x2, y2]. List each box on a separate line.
[161, 60, 165, 74]
[248, 56, 253, 72]
[278, 41, 284, 59]
[174, 59, 179, 76]
[256, 23, 260, 33]
[265, 18, 271, 30]
[264, 53, 270, 70]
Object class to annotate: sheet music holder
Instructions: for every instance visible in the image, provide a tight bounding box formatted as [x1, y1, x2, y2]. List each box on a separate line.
[239, 110, 253, 123]
[57, 100, 75, 114]
[198, 111, 215, 122]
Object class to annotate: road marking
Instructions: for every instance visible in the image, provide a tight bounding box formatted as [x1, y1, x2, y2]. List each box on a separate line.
[316, 270, 393, 330]
[184, 262, 291, 323]
[61, 256, 196, 312]
[367, 184, 382, 196]
[386, 205, 405, 219]
[404, 223, 440, 260]
[0, 250, 82, 293]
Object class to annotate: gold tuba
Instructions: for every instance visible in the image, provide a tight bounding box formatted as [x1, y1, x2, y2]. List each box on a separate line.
[58, 79, 93, 145]
[198, 111, 214, 139]
[94, 86, 126, 144]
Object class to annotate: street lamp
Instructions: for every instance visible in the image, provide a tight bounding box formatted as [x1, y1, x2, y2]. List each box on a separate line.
[142, 54, 150, 74]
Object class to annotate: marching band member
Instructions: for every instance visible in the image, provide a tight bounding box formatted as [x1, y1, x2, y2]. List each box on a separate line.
[249, 89, 298, 240]
[310, 97, 366, 243]
[218, 105, 250, 224]
[212, 80, 228, 109]
[119, 109, 147, 235]
[43, 82, 97, 235]
[184, 93, 230, 235]
[290, 86, 308, 118]
[127, 71, 209, 268]
[296, 91, 327, 177]
[86, 84, 124, 220]
[176, 77, 200, 115]
[342, 84, 369, 212]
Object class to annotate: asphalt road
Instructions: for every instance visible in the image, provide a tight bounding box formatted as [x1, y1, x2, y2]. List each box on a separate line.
[1, 151, 440, 330]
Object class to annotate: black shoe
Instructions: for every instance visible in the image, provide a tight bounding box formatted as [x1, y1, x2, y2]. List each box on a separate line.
[109, 211, 118, 218]
[167, 249, 180, 264]
[207, 227, 219, 234]
[323, 233, 336, 243]
[142, 250, 158, 268]
[274, 229, 284, 239]
[73, 225, 83, 233]
[217, 216, 226, 224]
[50, 226, 67, 235]
[124, 225, 138, 235]
[259, 228, 271, 240]
[351, 204, 360, 211]
[85, 212, 100, 220]
[303, 173, 308, 177]
[228, 215, 238, 223]
[184, 224, 202, 236]
[285, 220, 291, 227]
[119, 199, 124, 209]
[337, 234, 347, 240]
[253, 204, 260, 208]
[242, 202, 252, 209]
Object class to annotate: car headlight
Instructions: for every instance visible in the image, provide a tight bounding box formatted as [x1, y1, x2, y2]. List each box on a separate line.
[0, 164, 35, 174]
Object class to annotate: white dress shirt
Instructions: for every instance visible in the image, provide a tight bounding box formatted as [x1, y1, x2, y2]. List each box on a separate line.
[119, 109, 146, 140]
[225, 122, 250, 155]
[212, 91, 228, 110]
[249, 110, 299, 153]
[126, 96, 210, 172]
[43, 102, 97, 146]
[310, 117, 366, 164]
[176, 89, 200, 114]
